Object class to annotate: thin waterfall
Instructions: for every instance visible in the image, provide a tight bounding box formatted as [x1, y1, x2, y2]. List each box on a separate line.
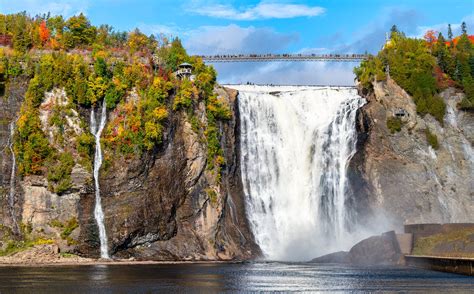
[233, 85, 365, 261]
[90, 100, 109, 259]
[8, 121, 19, 234]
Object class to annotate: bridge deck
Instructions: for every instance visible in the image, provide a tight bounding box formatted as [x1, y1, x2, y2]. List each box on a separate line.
[198, 54, 368, 62]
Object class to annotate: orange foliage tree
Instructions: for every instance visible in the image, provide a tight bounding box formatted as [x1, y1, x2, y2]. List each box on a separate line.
[39, 20, 50, 46]
[424, 30, 438, 48]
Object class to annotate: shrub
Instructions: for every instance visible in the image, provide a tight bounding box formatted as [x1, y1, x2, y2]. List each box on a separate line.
[425, 128, 440, 150]
[60, 218, 78, 240]
[387, 117, 403, 134]
[47, 152, 75, 194]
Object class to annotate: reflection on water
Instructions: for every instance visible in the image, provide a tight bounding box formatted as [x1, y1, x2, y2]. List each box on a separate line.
[0, 262, 472, 293]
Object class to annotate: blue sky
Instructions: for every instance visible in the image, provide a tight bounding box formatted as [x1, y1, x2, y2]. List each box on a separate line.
[1, 0, 473, 84]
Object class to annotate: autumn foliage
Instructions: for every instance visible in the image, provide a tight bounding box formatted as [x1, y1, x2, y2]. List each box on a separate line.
[423, 30, 438, 48]
[38, 20, 50, 45]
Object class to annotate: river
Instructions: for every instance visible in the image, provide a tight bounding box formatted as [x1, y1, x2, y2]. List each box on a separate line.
[0, 263, 472, 293]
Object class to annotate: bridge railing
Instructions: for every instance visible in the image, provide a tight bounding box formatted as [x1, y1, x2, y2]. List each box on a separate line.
[195, 53, 369, 62]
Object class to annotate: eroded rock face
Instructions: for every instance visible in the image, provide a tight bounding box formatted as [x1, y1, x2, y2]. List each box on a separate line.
[0, 78, 27, 235]
[351, 78, 474, 226]
[77, 87, 259, 260]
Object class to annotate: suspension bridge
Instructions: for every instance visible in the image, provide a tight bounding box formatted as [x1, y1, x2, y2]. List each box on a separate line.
[197, 53, 369, 62]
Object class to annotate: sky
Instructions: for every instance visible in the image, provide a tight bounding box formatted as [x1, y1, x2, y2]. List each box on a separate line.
[1, 0, 473, 85]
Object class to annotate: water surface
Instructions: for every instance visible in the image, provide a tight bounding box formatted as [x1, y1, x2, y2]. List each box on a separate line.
[0, 262, 472, 293]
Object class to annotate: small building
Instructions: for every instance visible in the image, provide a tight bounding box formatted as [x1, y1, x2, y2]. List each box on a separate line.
[175, 63, 194, 80]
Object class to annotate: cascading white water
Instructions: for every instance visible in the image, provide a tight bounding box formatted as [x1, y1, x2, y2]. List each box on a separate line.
[8, 121, 19, 234]
[233, 85, 365, 261]
[90, 100, 109, 259]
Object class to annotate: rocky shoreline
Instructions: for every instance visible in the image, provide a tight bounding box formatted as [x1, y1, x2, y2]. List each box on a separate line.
[0, 244, 247, 266]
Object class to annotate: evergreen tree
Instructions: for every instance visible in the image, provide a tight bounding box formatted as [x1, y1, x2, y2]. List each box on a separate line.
[461, 21, 467, 35]
[12, 13, 32, 52]
[63, 13, 96, 48]
[448, 24, 453, 40]
[434, 33, 449, 72]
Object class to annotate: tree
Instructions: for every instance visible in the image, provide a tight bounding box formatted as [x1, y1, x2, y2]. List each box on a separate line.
[434, 33, 449, 72]
[39, 20, 50, 46]
[63, 13, 96, 48]
[127, 28, 149, 54]
[424, 30, 438, 48]
[448, 24, 453, 40]
[461, 21, 467, 35]
[12, 13, 32, 52]
[390, 25, 398, 34]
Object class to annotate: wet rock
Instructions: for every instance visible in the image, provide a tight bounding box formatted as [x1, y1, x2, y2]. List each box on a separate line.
[348, 231, 403, 265]
[311, 231, 404, 265]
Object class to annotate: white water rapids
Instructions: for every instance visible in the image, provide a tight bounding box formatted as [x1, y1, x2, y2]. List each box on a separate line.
[232, 85, 365, 261]
[90, 100, 109, 259]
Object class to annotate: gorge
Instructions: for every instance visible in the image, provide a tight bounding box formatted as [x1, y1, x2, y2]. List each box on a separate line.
[1, 77, 473, 262]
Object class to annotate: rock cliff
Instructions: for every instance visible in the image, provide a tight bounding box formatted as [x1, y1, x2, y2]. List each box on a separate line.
[0, 81, 259, 260]
[351, 78, 473, 226]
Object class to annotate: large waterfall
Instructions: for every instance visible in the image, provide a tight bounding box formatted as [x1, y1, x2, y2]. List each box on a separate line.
[233, 85, 365, 261]
[8, 121, 19, 234]
[90, 100, 109, 259]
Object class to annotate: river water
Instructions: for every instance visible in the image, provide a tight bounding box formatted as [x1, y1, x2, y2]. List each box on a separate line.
[0, 263, 472, 293]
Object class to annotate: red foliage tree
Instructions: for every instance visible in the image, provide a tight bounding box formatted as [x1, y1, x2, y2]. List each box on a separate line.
[39, 20, 50, 45]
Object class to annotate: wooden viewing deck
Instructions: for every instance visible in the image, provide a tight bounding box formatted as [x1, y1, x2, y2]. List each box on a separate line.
[197, 53, 368, 62]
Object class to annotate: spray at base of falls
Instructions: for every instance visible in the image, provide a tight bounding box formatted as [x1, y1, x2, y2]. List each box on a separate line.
[91, 100, 109, 259]
[232, 85, 366, 261]
[8, 121, 19, 234]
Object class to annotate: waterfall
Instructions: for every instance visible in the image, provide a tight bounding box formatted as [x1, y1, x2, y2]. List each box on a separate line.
[8, 121, 19, 234]
[233, 85, 365, 261]
[90, 100, 109, 259]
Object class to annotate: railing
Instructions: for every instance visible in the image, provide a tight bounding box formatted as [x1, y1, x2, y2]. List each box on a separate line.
[175, 68, 192, 76]
[196, 53, 368, 62]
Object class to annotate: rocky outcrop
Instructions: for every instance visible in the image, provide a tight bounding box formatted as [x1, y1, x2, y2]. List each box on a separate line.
[350, 78, 474, 227]
[310, 231, 404, 265]
[77, 86, 258, 260]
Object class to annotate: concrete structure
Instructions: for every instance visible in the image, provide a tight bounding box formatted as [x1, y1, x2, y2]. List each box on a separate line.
[403, 223, 474, 276]
[405, 255, 474, 276]
[396, 233, 413, 255]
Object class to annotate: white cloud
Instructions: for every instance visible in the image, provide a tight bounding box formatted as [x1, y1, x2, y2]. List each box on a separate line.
[190, 2, 325, 20]
[0, 0, 90, 17]
[185, 24, 299, 55]
[138, 23, 180, 37]
[414, 13, 474, 38]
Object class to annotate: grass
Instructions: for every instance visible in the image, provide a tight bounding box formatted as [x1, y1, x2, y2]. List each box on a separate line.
[425, 128, 439, 150]
[0, 238, 55, 257]
[205, 188, 218, 205]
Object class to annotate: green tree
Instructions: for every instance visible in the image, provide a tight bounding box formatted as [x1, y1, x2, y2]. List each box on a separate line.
[461, 21, 467, 35]
[12, 13, 32, 52]
[63, 13, 96, 48]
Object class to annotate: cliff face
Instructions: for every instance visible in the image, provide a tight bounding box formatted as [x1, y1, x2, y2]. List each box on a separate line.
[0, 78, 27, 237]
[0, 83, 259, 260]
[351, 78, 473, 226]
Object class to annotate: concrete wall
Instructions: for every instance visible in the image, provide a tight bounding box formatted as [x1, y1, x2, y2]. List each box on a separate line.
[406, 255, 474, 276]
